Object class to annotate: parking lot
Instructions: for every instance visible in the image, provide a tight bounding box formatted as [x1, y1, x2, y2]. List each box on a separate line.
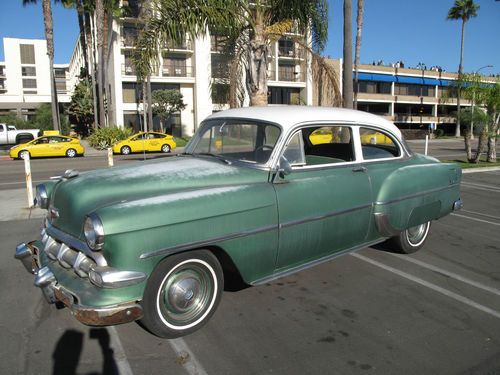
[1, 141, 499, 374]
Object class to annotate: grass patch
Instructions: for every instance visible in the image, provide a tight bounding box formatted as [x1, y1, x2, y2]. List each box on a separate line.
[442, 158, 500, 169]
[174, 137, 191, 147]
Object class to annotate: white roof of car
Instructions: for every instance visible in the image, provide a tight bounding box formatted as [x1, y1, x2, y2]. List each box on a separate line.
[206, 106, 402, 139]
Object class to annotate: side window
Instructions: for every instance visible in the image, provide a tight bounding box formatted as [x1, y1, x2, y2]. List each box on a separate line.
[359, 128, 400, 160]
[305, 126, 355, 164]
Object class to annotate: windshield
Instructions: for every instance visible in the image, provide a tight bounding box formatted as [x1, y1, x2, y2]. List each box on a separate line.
[188, 119, 281, 164]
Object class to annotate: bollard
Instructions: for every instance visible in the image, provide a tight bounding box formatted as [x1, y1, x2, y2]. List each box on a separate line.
[108, 148, 114, 167]
[424, 135, 429, 156]
[24, 153, 34, 207]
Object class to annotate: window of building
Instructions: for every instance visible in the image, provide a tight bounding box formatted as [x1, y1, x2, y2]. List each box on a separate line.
[210, 34, 229, 52]
[395, 83, 435, 97]
[54, 68, 66, 78]
[357, 103, 390, 116]
[268, 87, 301, 105]
[56, 81, 66, 91]
[20, 44, 35, 64]
[211, 54, 231, 79]
[122, 82, 141, 103]
[22, 66, 36, 77]
[162, 56, 188, 77]
[22, 78, 37, 89]
[212, 83, 229, 104]
[278, 64, 295, 82]
[278, 38, 294, 57]
[356, 80, 391, 94]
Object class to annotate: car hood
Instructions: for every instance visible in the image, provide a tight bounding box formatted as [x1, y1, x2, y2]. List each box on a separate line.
[49, 155, 270, 237]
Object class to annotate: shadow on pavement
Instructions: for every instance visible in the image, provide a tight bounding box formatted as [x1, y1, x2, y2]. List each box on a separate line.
[52, 328, 119, 375]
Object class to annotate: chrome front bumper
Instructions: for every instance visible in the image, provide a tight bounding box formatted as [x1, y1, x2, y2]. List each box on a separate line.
[453, 198, 463, 211]
[14, 241, 143, 326]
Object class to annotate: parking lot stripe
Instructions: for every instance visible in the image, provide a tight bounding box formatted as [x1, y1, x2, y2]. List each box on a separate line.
[351, 253, 500, 320]
[451, 213, 500, 226]
[386, 253, 500, 297]
[169, 337, 208, 375]
[107, 327, 134, 375]
[461, 182, 500, 193]
[461, 209, 500, 221]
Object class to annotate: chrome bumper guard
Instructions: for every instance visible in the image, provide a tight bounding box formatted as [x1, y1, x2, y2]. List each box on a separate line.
[453, 198, 463, 211]
[14, 241, 144, 326]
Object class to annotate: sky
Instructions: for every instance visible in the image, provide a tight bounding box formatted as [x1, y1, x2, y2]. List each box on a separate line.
[0, 0, 498, 75]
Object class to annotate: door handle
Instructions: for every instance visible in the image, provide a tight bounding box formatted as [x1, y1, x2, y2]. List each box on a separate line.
[352, 166, 367, 173]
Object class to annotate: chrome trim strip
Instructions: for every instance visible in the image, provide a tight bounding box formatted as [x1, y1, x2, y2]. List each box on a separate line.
[140, 224, 279, 259]
[90, 266, 147, 288]
[453, 198, 463, 211]
[375, 184, 460, 206]
[279, 203, 373, 229]
[251, 238, 384, 285]
[46, 224, 107, 266]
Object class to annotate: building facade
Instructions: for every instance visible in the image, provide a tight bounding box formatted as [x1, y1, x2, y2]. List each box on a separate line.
[0, 38, 71, 121]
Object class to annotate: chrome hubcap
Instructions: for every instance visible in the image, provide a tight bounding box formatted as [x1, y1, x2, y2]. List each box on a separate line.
[160, 264, 214, 326]
[407, 222, 428, 245]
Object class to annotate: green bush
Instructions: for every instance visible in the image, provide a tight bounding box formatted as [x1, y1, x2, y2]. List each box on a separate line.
[87, 127, 133, 149]
[434, 128, 444, 138]
[173, 136, 191, 147]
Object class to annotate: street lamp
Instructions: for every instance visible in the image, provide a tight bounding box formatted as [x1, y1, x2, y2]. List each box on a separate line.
[470, 64, 493, 139]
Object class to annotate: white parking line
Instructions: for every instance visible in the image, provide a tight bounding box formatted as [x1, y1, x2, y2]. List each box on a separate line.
[107, 326, 134, 375]
[169, 337, 208, 375]
[451, 213, 500, 226]
[461, 209, 500, 221]
[386, 253, 500, 296]
[461, 182, 500, 193]
[351, 253, 500, 319]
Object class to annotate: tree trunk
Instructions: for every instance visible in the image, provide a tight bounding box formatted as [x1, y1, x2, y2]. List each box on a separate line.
[487, 114, 499, 162]
[343, 0, 353, 109]
[42, 0, 60, 131]
[86, 12, 98, 130]
[471, 126, 487, 163]
[247, 9, 268, 106]
[76, 0, 89, 74]
[96, 0, 106, 127]
[455, 20, 466, 137]
[353, 0, 364, 110]
[463, 128, 472, 161]
[147, 75, 153, 130]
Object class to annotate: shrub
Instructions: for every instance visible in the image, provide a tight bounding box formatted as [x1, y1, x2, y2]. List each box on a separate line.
[434, 129, 444, 138]
[87, 127, 133, 149]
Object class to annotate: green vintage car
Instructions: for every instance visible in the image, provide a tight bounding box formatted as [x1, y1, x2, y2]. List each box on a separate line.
[15, 107, 462, 338]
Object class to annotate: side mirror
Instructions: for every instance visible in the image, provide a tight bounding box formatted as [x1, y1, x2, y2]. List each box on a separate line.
[278, 156, 292, 176]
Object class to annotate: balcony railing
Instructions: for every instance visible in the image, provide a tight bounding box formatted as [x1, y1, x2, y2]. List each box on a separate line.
[163, 39, 192, 51]
[278, 69, 305, 82]
[122, 64, 137, 76]
[278, 47, 304, 59]
[162, 65, 193, 78]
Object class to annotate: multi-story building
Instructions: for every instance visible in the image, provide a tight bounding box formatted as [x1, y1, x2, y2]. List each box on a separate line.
[340, 61, 497, 135]
[0, 38, 72, 121]
[101, 0, 313, 136]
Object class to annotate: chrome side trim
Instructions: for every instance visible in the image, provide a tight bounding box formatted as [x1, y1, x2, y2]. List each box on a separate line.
[375, 184, 460, 206]
[251, 238, 384, 285]
[140, 224, 279, 259]
[374, 212, 401, 237]
[89, 266, 147, 288]
[280, 203, 373, 229]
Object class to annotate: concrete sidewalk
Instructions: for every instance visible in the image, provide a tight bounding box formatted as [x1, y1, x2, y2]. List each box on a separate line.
[1, 188, 45, 222]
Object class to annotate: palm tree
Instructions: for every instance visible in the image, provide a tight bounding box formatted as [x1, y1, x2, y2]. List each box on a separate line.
[447, 0, 480, 137]
[342, 0, 353, 109]
[353, 0, 364, 109]
[136, 0, 335, 107]
[23, 0, 61, 131]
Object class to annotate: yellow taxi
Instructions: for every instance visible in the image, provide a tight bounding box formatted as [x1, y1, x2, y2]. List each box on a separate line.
[112, 132, 176, 155]
[359, 129, 393, 145]
[10, 135, 85, 159]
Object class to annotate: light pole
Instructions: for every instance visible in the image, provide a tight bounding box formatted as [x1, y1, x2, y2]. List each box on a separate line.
[470, 64, 493, 139]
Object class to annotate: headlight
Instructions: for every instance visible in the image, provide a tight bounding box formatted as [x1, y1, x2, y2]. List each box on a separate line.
[35, 184, 49, 209]
[84, 213, 105, 251]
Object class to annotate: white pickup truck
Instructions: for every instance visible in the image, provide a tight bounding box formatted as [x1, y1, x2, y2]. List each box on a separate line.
[0, 123, 41, 145]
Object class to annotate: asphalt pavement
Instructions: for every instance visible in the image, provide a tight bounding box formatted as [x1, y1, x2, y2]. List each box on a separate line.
[1, 139, 500, 374]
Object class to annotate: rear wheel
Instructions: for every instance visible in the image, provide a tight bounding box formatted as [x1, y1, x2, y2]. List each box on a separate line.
[121, 146, 131, 155]
[388, 221, 431, 254]
[161, 144, 171, 153]
[66, 148, 76, 158]
[141, 250, 223, 338]
[18, 150, 30, 160]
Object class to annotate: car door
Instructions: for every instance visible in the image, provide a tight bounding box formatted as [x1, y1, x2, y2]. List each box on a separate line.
[30, 137, 50, 157]
[273, 124, 372, 271]
[129, 134, 146, 152]
[48, 136, 66, 156]
[148, 133, 162, 151]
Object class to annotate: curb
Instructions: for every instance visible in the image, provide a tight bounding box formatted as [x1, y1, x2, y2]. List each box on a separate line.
[462, 166, 500, 174]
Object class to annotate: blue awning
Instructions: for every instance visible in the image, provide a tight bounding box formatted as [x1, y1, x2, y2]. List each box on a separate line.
[423, 78, 440, 86]
[439, 79, 453, 86]
[354, 72, 396, 82]
[396, 76, 424, 84]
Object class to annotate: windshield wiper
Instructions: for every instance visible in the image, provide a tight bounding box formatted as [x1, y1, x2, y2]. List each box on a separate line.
[190, 152, 232, 165]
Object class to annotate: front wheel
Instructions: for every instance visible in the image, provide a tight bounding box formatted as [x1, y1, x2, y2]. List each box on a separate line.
[18, 150, 30, 160]
[121, 146, 131, 155]
[66, 148, 77, 158]
[161, 144, 171, 153]
[388, 221, 431, 254]
[141, 250, 223, 338]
